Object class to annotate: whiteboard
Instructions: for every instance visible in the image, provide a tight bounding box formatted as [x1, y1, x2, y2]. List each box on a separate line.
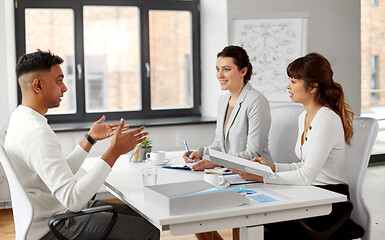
[232, 16, 308, 102]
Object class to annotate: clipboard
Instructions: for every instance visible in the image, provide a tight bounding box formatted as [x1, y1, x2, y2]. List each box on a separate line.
[162, 165, 191, 170]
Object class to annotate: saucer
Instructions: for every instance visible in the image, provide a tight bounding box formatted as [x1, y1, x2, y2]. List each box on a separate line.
[145, 158, 171, 166]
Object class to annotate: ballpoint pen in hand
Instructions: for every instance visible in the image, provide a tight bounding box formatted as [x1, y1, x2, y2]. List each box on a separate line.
[183, 140, 191, 159]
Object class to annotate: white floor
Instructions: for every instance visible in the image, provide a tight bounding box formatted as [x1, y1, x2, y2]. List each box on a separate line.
[363, 164, 385, 240]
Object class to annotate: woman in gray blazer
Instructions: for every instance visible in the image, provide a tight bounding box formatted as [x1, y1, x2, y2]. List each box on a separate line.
[183, 45, 272, 171]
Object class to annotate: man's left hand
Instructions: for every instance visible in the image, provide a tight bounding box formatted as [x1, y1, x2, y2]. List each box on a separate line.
[88, 115, 129, 141]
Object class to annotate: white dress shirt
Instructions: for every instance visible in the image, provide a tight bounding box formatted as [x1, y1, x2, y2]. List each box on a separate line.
[264, 107, 348, 185]
[4, 106, 111, 240]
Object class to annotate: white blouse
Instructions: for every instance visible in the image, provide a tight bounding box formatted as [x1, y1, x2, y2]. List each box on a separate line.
[264, 107, 348, 186]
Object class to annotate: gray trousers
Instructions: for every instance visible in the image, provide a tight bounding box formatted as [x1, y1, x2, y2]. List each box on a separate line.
[41, 200, 160, 240]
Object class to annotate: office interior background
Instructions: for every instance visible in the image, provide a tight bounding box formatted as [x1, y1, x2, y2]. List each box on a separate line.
[0, 0, 383, 232]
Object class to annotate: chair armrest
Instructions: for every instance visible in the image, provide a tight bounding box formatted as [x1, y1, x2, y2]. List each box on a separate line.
[48, 205, 118, 240]
[297, 200, 353, 240]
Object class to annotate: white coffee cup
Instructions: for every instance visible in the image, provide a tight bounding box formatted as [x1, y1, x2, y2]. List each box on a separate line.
[146, 151, 167, 165]
[204, 171, 230, 188]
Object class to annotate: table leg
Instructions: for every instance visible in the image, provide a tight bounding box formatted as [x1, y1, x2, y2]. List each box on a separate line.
[239, 225, 264, 240]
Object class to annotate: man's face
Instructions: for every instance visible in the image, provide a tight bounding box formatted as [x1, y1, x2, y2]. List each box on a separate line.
[40, 64, 67, 109]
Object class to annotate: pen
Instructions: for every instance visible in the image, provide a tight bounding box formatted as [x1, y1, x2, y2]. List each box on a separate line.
[183, 140, 191, 158]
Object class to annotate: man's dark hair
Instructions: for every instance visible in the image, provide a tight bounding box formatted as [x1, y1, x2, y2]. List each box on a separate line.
[16, 50, 64, 79]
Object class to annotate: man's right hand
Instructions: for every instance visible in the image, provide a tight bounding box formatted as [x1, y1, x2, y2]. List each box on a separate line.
[102, 118, 148, 167]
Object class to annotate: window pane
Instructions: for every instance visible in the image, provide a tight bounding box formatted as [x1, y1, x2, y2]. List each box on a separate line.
[25, 9, 76, 115]
[149, 10, 193, 110]
[83, 6, 140, 113]
[361, 0, 384, 153]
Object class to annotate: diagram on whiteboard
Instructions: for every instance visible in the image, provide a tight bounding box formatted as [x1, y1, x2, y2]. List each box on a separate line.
[232, 17, 307, 102]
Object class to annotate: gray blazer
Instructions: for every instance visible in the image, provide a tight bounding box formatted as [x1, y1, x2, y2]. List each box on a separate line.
[207, 82, 272, 162]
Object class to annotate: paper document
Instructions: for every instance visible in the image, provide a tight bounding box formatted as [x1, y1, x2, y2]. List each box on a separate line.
[208, 149, 276, 178]
[246, 185, 293, 203]
[248, 194, 278, 203]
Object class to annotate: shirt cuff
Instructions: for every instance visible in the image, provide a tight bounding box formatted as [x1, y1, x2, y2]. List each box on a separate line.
[75, 144, 89, 157]
[275, 163, 293, 172]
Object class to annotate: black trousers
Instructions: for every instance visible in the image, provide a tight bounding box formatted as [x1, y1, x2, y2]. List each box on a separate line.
[41, 200, 160, 240]
[264, 184, 350, 240]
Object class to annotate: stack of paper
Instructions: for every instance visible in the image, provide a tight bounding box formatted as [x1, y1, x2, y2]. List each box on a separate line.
[144, 180, 249, 215]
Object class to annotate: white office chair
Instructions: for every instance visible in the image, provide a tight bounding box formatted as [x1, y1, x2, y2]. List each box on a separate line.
[0, 145, 33, 240]
[0, 145, 117, 240]
[268, 103, 304, 163]
[345, 117, 378, 240]
[297, 117, 378, 240]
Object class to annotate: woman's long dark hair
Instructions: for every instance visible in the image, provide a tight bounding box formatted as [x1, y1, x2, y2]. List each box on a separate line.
[217, 45, 253, 84]
[287, 53, 354, 144]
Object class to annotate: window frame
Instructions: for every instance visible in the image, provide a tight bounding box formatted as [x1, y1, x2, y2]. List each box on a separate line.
[15, 0, 201, 123]
[371, 0, 379, 8]
[370, 55, 379, 101]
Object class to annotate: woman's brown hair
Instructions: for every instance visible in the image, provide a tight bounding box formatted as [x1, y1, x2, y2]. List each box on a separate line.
[217, 45, 253, 84]
[287, 53, 354, 144]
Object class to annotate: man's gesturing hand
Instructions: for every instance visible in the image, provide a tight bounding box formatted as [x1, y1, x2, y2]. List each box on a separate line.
[103, 118, 148, 167]
[88, 115, 129, 141]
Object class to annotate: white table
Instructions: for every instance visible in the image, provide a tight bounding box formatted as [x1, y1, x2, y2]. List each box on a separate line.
[83, 152, 347, 240]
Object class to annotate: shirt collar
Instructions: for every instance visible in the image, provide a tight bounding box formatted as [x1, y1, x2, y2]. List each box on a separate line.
[18, 105, 48, 124]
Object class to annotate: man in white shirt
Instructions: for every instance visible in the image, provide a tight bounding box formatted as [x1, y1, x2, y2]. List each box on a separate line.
[4, 50, 160, 240]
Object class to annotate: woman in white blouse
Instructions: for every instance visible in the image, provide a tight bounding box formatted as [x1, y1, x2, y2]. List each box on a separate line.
[232, 52, 354, 239]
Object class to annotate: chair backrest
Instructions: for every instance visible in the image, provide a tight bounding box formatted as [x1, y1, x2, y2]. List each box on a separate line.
[0, 145, 33, 240]
[346, 117, 378, 240]
[268, 104, 304, 163]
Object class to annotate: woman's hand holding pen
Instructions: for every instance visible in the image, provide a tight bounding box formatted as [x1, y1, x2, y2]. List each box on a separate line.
[183, 150, 202, 163]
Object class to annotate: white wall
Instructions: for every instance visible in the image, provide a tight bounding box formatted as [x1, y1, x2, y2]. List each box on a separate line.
[227, 0, 361, 115]
[0, 1, 14, 141]
[0, 0, 16, 206]
[200, 0, 228, 118]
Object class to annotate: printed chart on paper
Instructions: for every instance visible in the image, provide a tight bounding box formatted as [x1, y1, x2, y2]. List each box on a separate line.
[233, 17, 307, 102]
